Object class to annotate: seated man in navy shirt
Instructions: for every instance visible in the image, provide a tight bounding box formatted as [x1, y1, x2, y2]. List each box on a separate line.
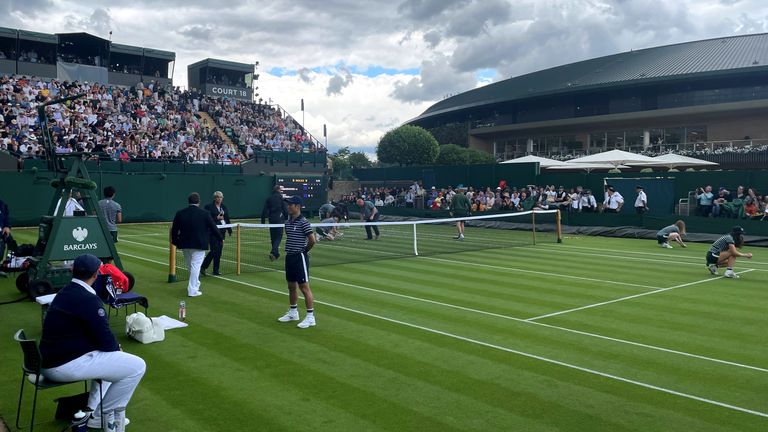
[40, 254, 145, 431]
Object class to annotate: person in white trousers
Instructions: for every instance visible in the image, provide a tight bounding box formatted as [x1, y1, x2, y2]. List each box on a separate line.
[171, 192, 223, 297]
[40, 254, 145, 431]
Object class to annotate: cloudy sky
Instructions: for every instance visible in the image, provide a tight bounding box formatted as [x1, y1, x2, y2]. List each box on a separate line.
[3, 0, 768, 156]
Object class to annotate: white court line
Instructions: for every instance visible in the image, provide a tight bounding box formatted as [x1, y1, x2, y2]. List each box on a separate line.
[117, 247, 768, 373]
[526, 270, 756, 322]
[117, 250, 768, 419]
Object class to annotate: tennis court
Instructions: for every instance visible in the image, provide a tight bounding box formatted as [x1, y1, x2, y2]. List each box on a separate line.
[1, 221, 766, 431]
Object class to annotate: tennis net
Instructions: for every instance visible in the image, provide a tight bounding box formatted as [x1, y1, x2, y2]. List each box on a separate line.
[169, 209, 561, 281]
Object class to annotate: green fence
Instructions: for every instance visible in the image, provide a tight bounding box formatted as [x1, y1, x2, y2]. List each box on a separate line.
[3, 170, 274, 226]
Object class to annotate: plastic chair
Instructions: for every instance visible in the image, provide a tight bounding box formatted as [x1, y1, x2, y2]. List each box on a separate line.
[14, 329, 101, 432]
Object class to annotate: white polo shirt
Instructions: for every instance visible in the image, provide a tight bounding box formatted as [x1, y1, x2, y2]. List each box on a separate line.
[606, 192, 624, 209]
[635, 190, 647, 208]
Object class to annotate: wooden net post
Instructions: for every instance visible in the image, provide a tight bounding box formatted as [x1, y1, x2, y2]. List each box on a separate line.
[556, 209, 563, 243]
[168, 243, 177, 282]
[531, 210, 537, 246]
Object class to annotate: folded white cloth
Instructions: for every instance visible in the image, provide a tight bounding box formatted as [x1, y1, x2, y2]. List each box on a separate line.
[152, 315, 189, 330]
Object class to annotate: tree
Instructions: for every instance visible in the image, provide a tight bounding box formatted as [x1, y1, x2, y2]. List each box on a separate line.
[435, 144, 469, 165]
[377, 125, 439, 166]
[329, 147, 351, 173]
[348, 152, 373, 169]
[464, 148, 496, 164]
[436, 144, 496, 165]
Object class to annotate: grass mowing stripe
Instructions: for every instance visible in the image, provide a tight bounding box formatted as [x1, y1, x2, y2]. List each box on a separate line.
[203, 275, 768, 420]
[122, 237, 661, 292]
[119, 250, 768, 417]
[120, 247, 768, 374]
[525, 270, 756, 321]
[542, 243, 768, 266]
[420, 255, 661, 290]
[535, 244, 768, 272]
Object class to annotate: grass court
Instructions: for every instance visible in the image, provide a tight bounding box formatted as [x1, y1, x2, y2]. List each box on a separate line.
[0, 221, 766, 431]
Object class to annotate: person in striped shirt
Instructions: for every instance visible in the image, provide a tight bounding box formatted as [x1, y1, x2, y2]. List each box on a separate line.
[706, 226, 753, 278]
[277, 196, 317, 328]
[656, 220, 687, 249]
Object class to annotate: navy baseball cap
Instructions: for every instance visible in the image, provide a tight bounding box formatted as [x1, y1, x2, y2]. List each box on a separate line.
[73, 254, 101, 275]
[284, 196, 303, 206]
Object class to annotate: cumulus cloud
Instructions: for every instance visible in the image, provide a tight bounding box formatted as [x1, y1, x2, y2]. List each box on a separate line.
[423, 30, 442, 48]
[326, 66, 354, 96]
[297, 67, 313, 83]
[176, 24, 216, 41]
[3, 0, 768, 152]
[63, 8, 114, 36]
[391, 54, 476, 103]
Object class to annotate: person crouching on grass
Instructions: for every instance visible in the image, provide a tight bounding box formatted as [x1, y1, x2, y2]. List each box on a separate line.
[277, 196, 317, 328]
[656, 220, 687, 249]
[706, 226, 753, 278]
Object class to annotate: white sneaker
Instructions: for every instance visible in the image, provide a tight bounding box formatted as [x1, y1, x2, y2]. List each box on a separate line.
[662, 243, 673, 249]
[278, 310, 299, 322]
[89, 412, 128, 429]
[708, 264, 718, 275]
[724, 271, 740, 279]
[297, 315, 316, 328]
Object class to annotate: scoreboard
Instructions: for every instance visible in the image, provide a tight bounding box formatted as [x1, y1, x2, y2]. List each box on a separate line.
[277, 175, 326, 209]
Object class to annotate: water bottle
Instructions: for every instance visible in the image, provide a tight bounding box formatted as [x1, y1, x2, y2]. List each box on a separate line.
[179, 300, 186, 321]
[71, 410, 88, 432]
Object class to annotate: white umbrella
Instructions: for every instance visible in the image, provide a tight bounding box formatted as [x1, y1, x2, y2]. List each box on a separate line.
[500, 155, 568, 168]
[547, 163, 630, 173]
[632, 153, 719, 170]
[566, 149, 657, 167]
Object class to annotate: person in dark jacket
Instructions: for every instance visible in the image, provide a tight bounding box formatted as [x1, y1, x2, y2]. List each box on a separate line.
[201, 191, 232, 276]
[171, 192, 223, 297]
[40, 254, 145, 432]
[0, 198, 10, 278]
[261, 185, 288, 261]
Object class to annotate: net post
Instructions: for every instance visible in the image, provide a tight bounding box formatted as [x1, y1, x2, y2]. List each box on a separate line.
[168, 243, 177, 283]
[413, 223, 419, 256]
[556, 209, 563, 243]
[236, 223, 241, 275]
[531, 210, 537, 246]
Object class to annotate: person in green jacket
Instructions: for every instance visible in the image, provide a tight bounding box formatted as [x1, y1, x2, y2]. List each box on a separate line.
[450, 185, 471, 240]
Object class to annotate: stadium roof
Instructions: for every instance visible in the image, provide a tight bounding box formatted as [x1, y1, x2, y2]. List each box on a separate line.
[413, 33, 768, 122]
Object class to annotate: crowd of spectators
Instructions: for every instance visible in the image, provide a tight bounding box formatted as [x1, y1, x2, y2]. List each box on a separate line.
[0, 74, 323, 167]
[339, 182, 611, 214]
[341, 181, 766, 221]
[694, 184, 767, 220]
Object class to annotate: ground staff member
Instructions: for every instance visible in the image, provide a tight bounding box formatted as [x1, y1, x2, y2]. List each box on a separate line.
[98, 186, 122, 243]
[634, 185, 648, 214]
[706, 226, 752, 278]
[277, 196, 317, 329]
[40, 254, 145, 432]
[450, 185, 471, 240]
[171, 192, 223, 297]
[356, 198, 380, 240]
[656, 220, 687, 249]
[262, 185, 288, 261]
[202, 191, 231, 276]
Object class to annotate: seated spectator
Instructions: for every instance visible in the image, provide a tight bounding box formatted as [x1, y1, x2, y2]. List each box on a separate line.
[712, 187, 732, 218]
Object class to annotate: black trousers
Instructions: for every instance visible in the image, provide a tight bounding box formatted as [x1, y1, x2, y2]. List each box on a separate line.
[202, 236, 224, 273]
[364, 214, 380, 239]
[269, 226, 283, 258]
